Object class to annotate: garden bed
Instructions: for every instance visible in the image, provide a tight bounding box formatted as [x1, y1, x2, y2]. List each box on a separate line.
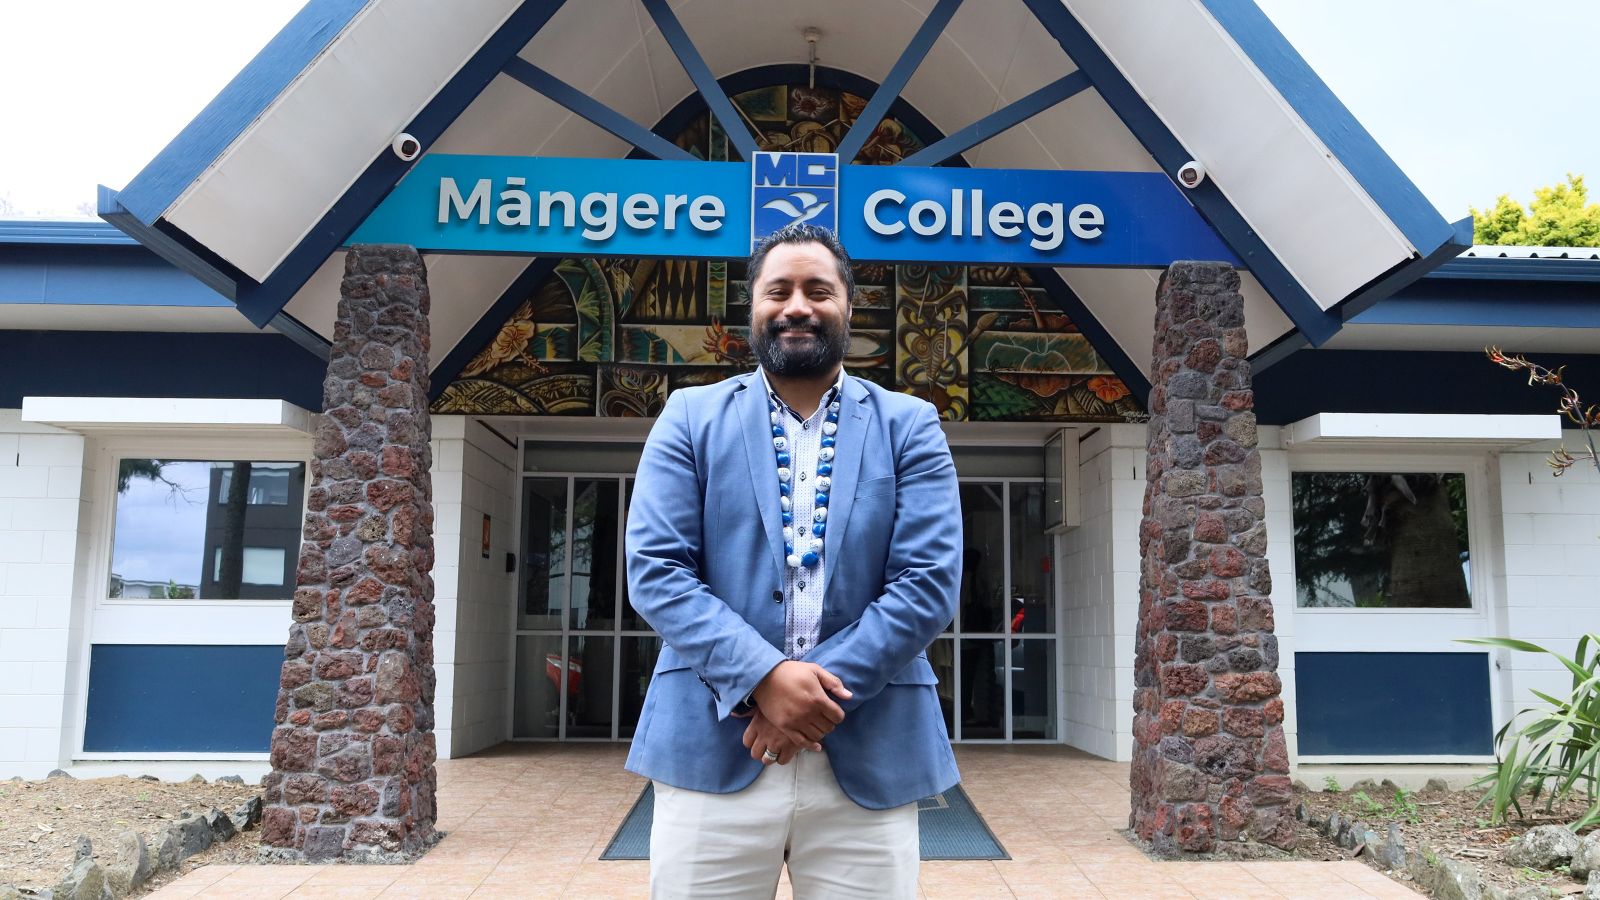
[1297, 777, 1598, 898]
[0, 773, 261, 897]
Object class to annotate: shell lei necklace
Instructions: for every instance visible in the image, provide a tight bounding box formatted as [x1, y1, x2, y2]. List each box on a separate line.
[772, 396, 841, 568]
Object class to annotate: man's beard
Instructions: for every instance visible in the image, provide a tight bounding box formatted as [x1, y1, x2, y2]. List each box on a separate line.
[750, 317, 850, 379]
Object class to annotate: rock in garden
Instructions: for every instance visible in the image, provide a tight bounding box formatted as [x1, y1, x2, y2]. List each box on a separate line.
[137, 774, 159, 782]
[54, 856, 107, 900]
[71, 836, 92, 863]
[1503, 824, 1580, 870]
[176, 812, 213, 860]
[206, 808, 236, 842]
[217, 775, 245, 785]
[155, 823, 181, 870]
[229, 797, 262, 832]
[1434, 858, 1484, 900]
[1348, 778, 1380, 796]
[1588, 869, 1600, 900]
[105, 830, 152, 895]
[1378, 779, 1401, 796]
[46, 769, 73, 780]
[1293, 800, 1308, 822]
[1573, 831, 1600, 880]
[0, 885, 25, 900]
[1292, 779, 1310, 793]
[1376, 823, 1407, 870]
[185, 774, 206, 784]
[1422, 777, 1450, 794]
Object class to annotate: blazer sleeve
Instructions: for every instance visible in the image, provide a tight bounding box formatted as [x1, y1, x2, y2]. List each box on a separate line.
[625, 389, 787, 721]
[803, 400, 961, 711]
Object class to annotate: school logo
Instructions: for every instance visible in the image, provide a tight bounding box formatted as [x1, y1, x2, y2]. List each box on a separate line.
[751, 152, 838, 246]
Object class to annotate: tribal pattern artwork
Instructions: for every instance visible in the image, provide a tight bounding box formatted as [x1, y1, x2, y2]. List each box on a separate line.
[432, 83, 1143, 423]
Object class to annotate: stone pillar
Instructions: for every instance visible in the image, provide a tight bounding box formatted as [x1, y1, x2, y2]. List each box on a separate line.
[1129, 262, 1293, 854]
[260, 246, 438, 862]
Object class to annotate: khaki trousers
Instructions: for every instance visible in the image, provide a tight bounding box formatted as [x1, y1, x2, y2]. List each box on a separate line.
[649, 750, 919, 899]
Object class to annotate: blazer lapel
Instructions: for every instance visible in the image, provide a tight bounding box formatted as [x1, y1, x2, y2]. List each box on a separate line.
[737, 373, 787, 577]
[821, 376, 873, 599]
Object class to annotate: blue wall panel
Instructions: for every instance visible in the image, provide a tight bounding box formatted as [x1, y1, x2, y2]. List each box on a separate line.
[0, 330, 326, 410]
[84, 645, 283, 753]
[1295, 652, 1492, 756]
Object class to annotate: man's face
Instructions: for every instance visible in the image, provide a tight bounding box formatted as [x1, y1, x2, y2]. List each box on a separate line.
[748, 241, 851, 379]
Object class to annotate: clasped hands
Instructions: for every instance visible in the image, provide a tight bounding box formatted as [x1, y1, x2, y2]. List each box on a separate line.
[737, 660, 851, 766]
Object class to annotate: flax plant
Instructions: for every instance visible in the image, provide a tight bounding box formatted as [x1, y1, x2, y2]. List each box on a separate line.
[1458, 634, 1600, 831]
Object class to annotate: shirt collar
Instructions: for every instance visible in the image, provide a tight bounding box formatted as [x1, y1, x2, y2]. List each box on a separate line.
[758, 367, 845, 422]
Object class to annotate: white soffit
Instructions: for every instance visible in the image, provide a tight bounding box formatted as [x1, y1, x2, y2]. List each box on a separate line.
[1283, 413, 1561, 449]
[164, 0, 525, 282]
[21, 398, 318, 436]
[1066, 0, 1415, 310]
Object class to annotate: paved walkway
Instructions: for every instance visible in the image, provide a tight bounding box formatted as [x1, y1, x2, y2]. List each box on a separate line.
[146, 744, 1420, 899]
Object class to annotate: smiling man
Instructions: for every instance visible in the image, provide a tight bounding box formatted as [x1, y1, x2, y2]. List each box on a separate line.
[623, 223, 962, 898]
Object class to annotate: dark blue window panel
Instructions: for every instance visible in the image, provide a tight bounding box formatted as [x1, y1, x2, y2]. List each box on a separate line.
[84, 644, 282, 753]
[1295, 651, 1492, 756]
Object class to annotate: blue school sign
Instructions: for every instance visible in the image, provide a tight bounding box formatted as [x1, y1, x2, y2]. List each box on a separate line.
[350, 151, 1239, 267]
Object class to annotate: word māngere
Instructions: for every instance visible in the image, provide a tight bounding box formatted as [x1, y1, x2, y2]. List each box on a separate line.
[438, 177, 728, 240]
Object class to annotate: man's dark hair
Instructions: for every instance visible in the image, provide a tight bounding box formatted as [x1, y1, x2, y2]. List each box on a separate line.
[746, 223, 856, 304]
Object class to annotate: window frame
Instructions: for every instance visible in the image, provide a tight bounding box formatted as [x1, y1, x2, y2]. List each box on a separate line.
[75, 432, 312, 763]
[94, 441, 312, 610]
[1285, 448, 1503, 764]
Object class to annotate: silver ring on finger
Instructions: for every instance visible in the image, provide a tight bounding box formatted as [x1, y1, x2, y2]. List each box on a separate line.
[763, 748, 780, 763]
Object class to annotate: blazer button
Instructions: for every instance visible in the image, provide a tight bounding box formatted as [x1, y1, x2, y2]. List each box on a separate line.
[773, 590, 783, 604]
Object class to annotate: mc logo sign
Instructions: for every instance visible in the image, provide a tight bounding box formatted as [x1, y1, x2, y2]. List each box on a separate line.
[751, 152, 838, 246]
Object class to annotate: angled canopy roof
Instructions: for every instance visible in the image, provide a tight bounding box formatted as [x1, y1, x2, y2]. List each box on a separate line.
[100, 0, 1469, 383]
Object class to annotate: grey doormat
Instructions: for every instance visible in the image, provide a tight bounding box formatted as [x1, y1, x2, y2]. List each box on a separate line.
[600, 783, 1008, 861]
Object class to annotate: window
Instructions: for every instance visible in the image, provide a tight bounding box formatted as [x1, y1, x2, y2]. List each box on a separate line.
[212, 547, 289, 586]
[1292, 471, 1471, 609]
[109, 459, 306, 600]
[217, 465, 293, 505]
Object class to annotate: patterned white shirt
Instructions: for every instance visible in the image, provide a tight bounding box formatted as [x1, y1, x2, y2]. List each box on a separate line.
[758, 368, 845, 660]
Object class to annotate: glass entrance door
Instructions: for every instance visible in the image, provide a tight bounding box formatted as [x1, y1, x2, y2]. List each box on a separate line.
[512, 461, 1059, 742]
[512, 475, 661, 740]
[929, 479, 1059, 741]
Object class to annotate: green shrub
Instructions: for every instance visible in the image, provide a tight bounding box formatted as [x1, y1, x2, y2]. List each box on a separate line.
[1458, 634, 1600, 831]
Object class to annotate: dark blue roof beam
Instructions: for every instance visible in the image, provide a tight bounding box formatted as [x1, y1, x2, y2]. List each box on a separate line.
[228, 0, 570, 330]
[97, 186, 238, 302]
[502, 58, 697, 162]
[1018, 0, 1341, 349]
[835, 0, 964, 165]
[898, 70, 1091, 168]
[639, 0, 758, 161]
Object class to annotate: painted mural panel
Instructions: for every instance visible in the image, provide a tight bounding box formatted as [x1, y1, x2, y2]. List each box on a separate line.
[432, 83, 1143, 423]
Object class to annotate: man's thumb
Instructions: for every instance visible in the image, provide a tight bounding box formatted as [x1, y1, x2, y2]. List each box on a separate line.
[817, 666, 853, 699]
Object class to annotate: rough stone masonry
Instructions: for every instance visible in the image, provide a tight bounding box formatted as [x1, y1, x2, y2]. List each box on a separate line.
[1129, 262, 1294, 854]
[260, 246, 439, 862]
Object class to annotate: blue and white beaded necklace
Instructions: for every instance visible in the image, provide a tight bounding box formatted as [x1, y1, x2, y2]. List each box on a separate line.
[771, 392, 841, 568]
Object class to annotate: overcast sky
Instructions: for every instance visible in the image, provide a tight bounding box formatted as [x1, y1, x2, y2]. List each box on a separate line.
[1, 1, 1595, 221]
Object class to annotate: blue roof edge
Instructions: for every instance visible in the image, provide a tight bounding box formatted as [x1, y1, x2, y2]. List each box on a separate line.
[1198, 0, 1459, 259]
[0, 220, 137, 245]
[114, 0, 371, 226]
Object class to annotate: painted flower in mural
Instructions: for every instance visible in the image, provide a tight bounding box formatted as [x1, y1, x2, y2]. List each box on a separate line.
[702, 318, 753, 365]
[1088, 376, 1131, 403]
[790, 86, 838, 123]
[461, 318, 545, 377]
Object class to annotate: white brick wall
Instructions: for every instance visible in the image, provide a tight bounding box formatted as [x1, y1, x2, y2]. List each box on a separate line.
[431, 417, 517, 758]
[0, 410, 91, 778]
[1496, 442, 1600, 727]
[1061, 424, 1142, 761]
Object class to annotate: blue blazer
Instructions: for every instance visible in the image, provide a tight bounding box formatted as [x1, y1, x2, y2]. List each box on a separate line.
[623, 371, 962, 809]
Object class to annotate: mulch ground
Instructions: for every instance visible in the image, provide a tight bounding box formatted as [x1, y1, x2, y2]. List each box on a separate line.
[1297, 779, 1598, 897]
[0, 774, 261, 896]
